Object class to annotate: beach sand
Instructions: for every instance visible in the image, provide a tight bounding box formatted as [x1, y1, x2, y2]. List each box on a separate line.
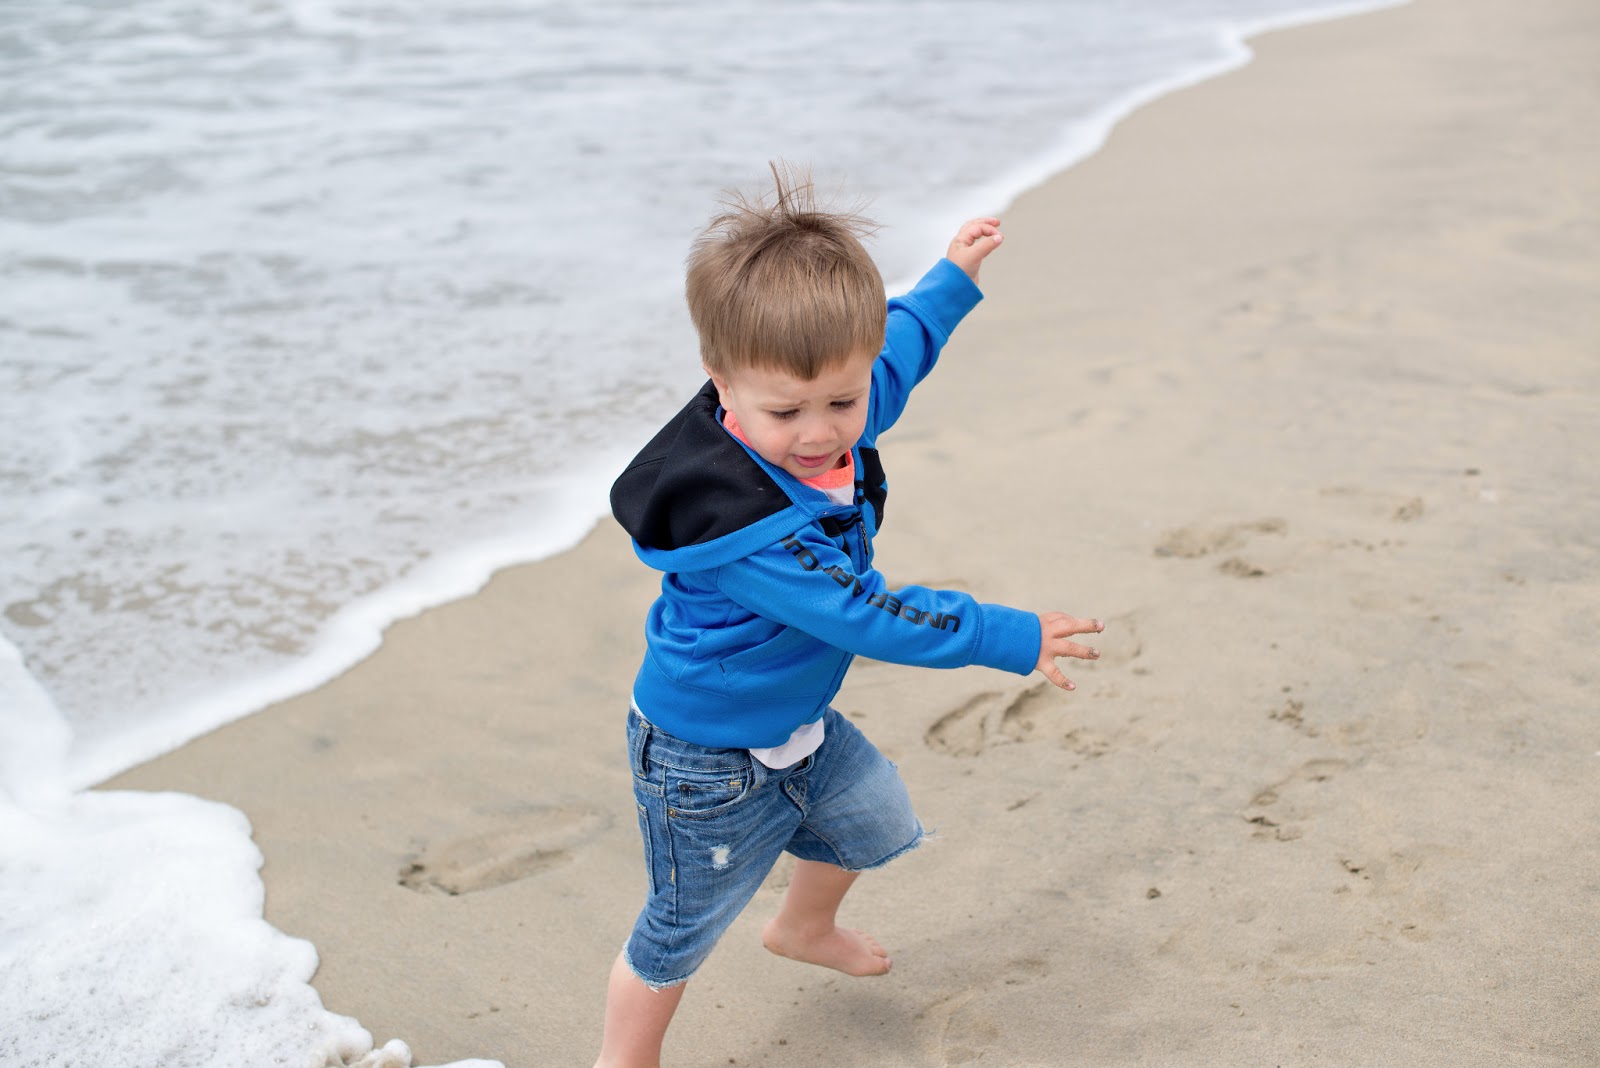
[106, 0, 1600, 1063]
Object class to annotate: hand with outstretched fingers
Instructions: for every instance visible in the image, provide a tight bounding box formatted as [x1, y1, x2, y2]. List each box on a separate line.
[1035, 613, 1104, 691]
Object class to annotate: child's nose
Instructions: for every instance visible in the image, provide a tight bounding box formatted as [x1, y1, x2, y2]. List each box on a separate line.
[797, 416, 833, 445]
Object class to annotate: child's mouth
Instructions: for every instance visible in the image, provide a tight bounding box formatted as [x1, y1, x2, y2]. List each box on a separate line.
[794, 453, 832, 469]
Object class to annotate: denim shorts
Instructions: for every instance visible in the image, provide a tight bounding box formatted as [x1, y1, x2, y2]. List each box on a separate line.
[623, 706, 923, 989]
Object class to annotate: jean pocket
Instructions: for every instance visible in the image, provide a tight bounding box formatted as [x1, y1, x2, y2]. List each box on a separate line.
[665, 760, 753, 820]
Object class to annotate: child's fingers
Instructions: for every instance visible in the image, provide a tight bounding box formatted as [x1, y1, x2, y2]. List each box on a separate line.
[1049, 638, 1100, 662]
[1038, 657, 1075, 691]
[1041, 613, 1104, 638]
[1036, 612, 1102, 691]
[958, 218, 1002, 242]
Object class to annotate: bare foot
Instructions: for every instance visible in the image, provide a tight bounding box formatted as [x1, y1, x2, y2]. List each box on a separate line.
[761, 918, 892, 976]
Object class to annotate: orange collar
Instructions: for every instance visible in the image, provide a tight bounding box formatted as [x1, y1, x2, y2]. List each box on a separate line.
[723, 411, 855, 490]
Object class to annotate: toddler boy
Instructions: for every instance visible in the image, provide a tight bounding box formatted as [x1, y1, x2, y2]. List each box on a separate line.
[597, 165, 1103, 1066]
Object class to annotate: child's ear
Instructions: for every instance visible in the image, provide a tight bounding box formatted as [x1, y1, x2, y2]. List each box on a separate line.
[704, 365, 729, 400]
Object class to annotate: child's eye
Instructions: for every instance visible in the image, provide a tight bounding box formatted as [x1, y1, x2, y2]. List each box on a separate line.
[769, 409, 798, 421]
[831, 399, 858, 411]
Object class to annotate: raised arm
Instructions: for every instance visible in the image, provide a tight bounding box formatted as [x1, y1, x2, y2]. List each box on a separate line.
[865, 218, 1005, 440]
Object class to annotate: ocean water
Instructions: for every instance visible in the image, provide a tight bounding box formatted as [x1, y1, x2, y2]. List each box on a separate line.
[0, 0, 1403, 1063]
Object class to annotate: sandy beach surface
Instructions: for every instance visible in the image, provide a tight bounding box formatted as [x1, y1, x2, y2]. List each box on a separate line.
[107, 0, 1600, 1064]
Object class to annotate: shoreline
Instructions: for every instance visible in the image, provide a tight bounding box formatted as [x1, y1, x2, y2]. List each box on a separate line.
[107, 0, 1600, 1065]
[53, 0, 1406, 797]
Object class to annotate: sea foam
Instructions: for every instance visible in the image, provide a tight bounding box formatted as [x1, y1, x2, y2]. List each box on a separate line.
[0, 789, 499, 1068]
[2, 627, 498, 1064]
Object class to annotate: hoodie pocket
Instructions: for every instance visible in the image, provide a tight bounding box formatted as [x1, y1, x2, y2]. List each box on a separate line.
[716, 625, 833, 696]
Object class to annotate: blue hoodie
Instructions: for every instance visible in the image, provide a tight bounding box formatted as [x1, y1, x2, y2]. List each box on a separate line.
[609, 259, 1041, 749]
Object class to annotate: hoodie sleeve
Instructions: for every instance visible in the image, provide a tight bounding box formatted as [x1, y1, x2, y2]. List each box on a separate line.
[713, 524, 1040, 676]
[866, 258, 984, 440]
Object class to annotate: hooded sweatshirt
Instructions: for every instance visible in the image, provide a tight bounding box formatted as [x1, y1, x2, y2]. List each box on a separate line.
[610, 259, 1041, 749]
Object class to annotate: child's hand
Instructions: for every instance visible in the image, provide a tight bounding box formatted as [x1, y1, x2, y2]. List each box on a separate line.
[947, 217, 1003, 282]
[1035, 613, 1104, 691]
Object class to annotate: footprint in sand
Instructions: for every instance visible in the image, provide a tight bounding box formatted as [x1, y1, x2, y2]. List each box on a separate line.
[925, 616, 1143, 758]
[399, 803, 610, 895]
[1263, 668, 1430, 753]
[923, 690, 1000, 758]
[918, 956, 1051, 1066]
[1318, 485, 1427, 524]
[925, 686, 1075, 758]
[1242, 757, 1350, 842]
[1156, 519, 1287, 579]
[997, 684, 1119, 759]
[996, 683, 1056, 745]
[1153, 518, 1286, 560]
[925, 685, 1135, 760]
[1268, 692, 1319, 737]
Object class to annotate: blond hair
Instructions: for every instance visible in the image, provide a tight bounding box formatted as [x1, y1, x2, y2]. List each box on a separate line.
[686, 162, 885, 380]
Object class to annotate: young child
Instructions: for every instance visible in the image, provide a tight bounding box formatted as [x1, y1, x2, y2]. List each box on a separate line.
[598, 165, 1103, 1066]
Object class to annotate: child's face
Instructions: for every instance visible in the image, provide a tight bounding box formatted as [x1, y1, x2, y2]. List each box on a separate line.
[708, 348, 876, 481]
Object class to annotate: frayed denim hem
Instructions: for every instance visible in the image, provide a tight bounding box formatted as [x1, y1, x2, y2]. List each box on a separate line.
[622, 944, 697, 991]
[840, 822, 935, 873]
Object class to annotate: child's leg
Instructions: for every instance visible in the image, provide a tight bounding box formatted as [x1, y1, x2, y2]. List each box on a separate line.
[604, 710, 803, 1064]
[593, 951, 686, 1068]
[761, 859, 892, 976]
[762, 708, 925, 977]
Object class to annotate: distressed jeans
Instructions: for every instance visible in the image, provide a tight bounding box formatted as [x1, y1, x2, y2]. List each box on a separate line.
[622, 706, 922, 988]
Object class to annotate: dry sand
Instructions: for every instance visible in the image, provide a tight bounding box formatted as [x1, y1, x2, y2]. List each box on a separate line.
[108, 0, 1600, 1063]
